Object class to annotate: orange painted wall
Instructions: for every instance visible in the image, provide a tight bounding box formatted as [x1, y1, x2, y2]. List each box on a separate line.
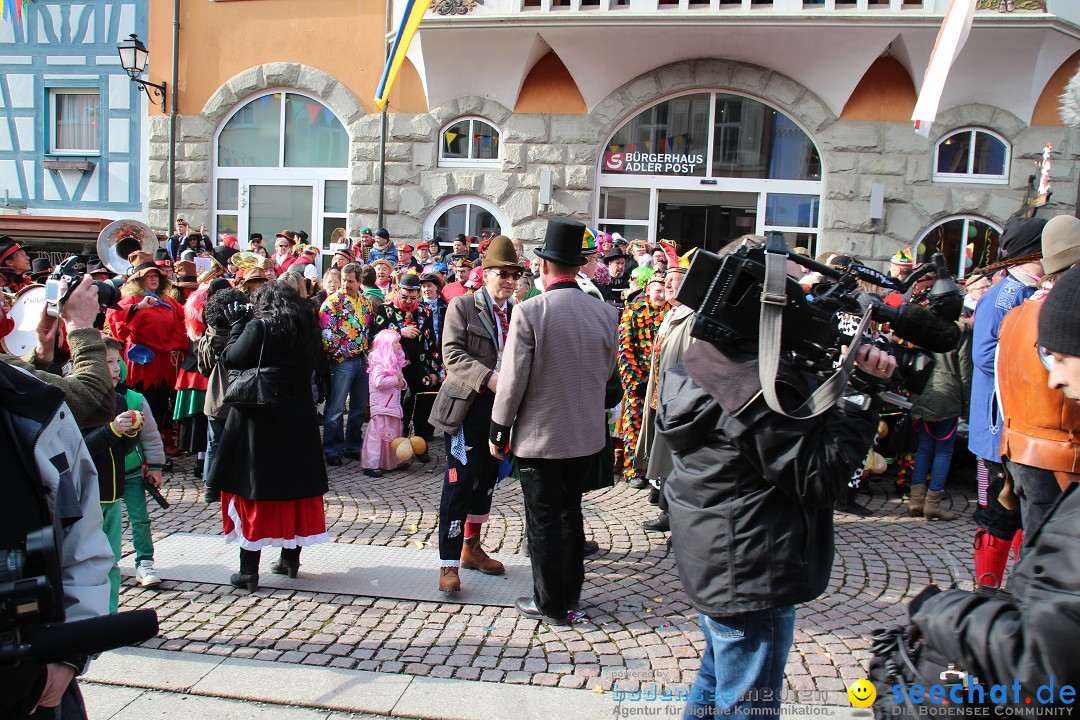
[148, 0, 427, 118]
[1032, 50, 1080, 126]
[514, 52, 587, 115]
[839, 56, 917, 123]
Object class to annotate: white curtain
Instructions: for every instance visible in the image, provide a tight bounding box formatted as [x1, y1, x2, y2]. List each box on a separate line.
[55, 93, 99, 152]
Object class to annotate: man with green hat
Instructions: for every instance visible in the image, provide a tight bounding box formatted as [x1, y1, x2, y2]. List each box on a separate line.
[430, 235, 523, 593]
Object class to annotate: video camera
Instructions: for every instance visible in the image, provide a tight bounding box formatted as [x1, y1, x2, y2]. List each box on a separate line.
[0, 523, 158, 668]
[677, 233, 962, 397]
[44, 255, 124, 318]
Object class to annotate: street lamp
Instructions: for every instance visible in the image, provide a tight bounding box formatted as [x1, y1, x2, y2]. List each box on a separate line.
[117, 33, 167, 112]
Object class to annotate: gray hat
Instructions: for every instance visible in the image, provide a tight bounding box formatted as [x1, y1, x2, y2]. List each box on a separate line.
[1040, 214, 1080, 275]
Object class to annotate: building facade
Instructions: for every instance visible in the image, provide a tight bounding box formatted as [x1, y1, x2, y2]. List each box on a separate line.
[149, 0, 1080, 276]
[0, 0, 149, 250]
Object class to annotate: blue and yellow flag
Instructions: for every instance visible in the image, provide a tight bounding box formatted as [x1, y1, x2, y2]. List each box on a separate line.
[374, 0, 432, 111]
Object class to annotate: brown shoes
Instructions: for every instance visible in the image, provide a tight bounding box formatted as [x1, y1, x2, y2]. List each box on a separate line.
[460, 538, 505, 576]
[439, 566, 461, 592]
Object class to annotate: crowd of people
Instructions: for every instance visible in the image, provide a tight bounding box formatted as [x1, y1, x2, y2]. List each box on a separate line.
[2, 207, 1079, 718]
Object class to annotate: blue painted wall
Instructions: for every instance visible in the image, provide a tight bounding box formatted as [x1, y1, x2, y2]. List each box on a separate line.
[0, 0, 147, 214]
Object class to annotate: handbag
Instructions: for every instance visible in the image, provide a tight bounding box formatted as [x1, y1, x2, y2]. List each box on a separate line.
[222, 320, 280, 409]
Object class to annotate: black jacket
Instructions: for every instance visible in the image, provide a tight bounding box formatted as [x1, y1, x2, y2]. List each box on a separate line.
[83, 391, 138, 503]
[658, 342, 881, 616]
[913, 482, 1080, 693]
[207, 318, 328, 501]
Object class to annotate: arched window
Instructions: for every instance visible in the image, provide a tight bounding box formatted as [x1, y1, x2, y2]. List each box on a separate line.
[933, 128, 1010, 184]
[916, 215, 1002, 280]
[439, 117, 500, 168]
[214, 92, 348, 254]
[424, 197, 506, 248]
[597, 91, 823, 253]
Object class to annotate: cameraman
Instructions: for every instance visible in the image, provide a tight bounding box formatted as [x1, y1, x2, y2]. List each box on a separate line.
[660, 324, 895, 718]
[0, 359, 114, 718]
[1, 275, 115, 429]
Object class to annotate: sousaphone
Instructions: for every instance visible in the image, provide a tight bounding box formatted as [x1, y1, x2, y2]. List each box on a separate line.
[97, 219, 158, 275]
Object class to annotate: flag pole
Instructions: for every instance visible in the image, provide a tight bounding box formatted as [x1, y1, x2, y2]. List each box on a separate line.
[377, 0, 391, 229]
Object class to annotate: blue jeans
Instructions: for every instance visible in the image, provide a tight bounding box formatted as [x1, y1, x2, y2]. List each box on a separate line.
[911, 418, 958, 492]
[683, 606, 795, 719]
[323, 356, 368, 457]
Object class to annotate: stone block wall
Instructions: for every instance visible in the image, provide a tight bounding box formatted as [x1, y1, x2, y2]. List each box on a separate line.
[147, 59, 1080, 266]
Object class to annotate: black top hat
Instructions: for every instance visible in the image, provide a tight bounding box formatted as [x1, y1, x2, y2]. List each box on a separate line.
[0, 235, 30, 265]
[534, 217, 588, 267]
[603, 247, 630, 262]
[31, 257, 52, 274]
[87, 259, 110, 276]
[213, 246, 239, 266]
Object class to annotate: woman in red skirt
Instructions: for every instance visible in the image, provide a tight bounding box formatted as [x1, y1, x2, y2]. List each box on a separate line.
[207, 280, 329, 590]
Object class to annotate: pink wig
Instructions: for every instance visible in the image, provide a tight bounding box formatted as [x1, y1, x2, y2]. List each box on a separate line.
[369, 328, 408, 373]
[184, 285, 210, 340]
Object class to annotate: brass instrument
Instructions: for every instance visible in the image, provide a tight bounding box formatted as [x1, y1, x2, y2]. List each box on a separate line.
[196, 256, 225, 284]
[97, 219, 158, 275]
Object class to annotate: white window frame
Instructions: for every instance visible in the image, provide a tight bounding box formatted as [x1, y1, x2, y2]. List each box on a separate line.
[915, 214, 1003, 281]
[48, 88, 101, 156]
[213, 90, 349, 256]
[933, 128, 1010, 185]
[423, 196, 508, 247]
[438, 117, 501, 169]
[595, 89, 823, 246]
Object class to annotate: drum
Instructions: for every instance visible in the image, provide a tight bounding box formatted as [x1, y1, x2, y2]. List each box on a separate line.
[0, 284, 46, 357]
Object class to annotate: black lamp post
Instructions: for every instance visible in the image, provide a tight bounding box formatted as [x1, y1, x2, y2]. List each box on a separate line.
[117, 34, 167, 112]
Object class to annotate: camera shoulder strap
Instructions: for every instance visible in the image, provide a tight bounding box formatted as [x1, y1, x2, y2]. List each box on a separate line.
[758, 247, 872, 419]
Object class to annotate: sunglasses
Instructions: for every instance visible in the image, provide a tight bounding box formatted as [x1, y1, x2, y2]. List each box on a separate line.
[491, 270, 523, 280]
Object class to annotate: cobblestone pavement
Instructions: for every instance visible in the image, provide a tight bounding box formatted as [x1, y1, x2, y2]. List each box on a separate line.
[118, 442, 983, 705]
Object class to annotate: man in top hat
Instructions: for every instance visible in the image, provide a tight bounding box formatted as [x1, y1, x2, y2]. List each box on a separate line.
[0, 236, 33, 291]
[367, 228, 398, 266]
[374, 271, 441, 451]
[488, 217, 619, 625]
[603, 246, 632, 309]
[153, 250, 175, 281]
[996, 214, 1080, 541]
[30, 257, 53, 284]
[87, 260, 111, 280]
[430, 236, 524, 593]
[273, 231, 298, 271]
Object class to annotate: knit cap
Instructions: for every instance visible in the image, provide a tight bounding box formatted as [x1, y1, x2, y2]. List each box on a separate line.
[1038, 263, 1080, 357]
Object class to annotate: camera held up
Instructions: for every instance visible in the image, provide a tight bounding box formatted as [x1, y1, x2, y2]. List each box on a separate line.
[676, 233, 962, 401]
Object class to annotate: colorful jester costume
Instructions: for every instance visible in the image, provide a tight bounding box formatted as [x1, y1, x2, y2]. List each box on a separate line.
[616, 294, 668, 481]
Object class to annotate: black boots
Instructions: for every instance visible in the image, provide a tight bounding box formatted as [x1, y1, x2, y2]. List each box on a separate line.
[230, 548, 260, 591]
[270, 547, 301, 578]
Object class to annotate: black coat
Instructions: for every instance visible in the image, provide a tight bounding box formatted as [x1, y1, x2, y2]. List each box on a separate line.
[913, 482, 1080, 694]
[207, 318, 328, 501]
[658, 343, 881, 616]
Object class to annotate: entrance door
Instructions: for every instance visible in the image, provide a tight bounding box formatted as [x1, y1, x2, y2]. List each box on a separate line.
[656, 190, 757, 253]
[239, 179, 318, 251]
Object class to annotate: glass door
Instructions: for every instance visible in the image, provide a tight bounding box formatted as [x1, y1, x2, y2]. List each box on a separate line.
[239, 179, 318, 252]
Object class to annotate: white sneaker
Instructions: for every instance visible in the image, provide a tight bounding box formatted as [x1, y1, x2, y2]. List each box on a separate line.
[136, 561, 161, 587]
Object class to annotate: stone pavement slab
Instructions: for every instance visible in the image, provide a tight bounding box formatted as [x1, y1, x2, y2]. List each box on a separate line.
[83, 646, 867, 720]
[121, 532, 533, 607]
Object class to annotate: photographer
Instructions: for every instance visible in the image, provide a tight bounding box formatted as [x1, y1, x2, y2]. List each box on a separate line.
[1, 274, 115, 429]
[903, 262, 1080, 698]
[0, 359, 114, 719]
[660, 245, 898, 717]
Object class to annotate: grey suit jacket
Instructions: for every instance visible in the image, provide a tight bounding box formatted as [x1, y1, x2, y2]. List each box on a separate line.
[428, 291, 508, 436]
[492, 284, 618, 459]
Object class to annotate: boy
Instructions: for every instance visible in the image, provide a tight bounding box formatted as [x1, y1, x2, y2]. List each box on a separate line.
[91, 337, 166, 609]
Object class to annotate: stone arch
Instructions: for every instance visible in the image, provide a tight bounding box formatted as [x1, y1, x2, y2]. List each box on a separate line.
[200, 63, 365, 129]
[929, 104, 1028, 144]
[590, 59, 837, 143]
